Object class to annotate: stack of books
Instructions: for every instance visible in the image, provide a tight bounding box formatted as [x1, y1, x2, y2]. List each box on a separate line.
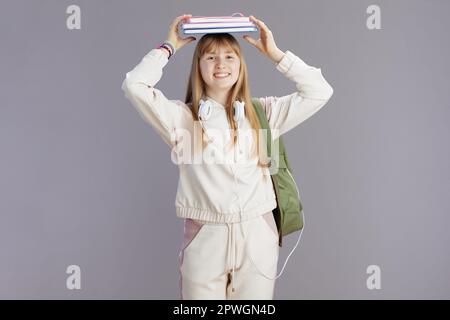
[181, 13, 258, 35]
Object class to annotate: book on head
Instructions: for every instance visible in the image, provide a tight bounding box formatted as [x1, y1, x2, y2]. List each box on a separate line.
[181, 13, 258, 35]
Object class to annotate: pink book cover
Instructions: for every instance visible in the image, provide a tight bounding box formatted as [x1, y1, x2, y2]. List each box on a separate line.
[184, 12, 250, 24]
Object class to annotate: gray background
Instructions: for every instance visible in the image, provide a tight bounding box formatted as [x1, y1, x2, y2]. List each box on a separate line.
[1, 0, 449, 299]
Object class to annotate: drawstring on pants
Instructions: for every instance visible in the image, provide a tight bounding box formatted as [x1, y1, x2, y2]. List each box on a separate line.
[226, 222, 236, 292]
[226, 218, 246, 293]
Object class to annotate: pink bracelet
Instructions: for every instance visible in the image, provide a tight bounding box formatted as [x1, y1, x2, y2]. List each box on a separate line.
[156, 44, 173, 59]
[158, 45, 171, 58]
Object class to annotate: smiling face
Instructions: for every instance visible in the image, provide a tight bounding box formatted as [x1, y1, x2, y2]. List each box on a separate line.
[199, 45, 241, 96]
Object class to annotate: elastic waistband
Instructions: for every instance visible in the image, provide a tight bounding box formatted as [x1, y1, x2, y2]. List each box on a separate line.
[175, 199, 277, 224]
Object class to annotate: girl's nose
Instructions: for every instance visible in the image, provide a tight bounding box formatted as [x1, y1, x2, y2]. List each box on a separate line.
[215, 57, 227, 66]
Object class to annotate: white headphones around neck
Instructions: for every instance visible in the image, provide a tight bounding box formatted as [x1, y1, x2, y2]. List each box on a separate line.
[198, 99, 213, 121]
[198, 99, 245, 123]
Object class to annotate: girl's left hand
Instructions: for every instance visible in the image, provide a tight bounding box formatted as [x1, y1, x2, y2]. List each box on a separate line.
[243, 15, 283, 62]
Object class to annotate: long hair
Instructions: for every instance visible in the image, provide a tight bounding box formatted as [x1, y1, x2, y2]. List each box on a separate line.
[184, 33, 269, 169]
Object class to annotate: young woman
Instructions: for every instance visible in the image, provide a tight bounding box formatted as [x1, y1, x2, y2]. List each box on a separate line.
[122, 14, 333, 300]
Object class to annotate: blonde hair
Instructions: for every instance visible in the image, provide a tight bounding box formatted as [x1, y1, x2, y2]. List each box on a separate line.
[184, 33, 269, 169]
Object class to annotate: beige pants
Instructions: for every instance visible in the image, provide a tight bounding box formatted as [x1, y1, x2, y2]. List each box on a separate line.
[178, 212, 279, 300]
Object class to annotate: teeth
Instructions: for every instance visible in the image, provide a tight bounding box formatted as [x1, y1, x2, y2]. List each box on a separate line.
[214, 73, 230, 78]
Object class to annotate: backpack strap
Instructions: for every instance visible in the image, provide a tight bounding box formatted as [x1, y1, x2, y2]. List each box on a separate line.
[251, 98, 272, 167]
[251, 98, 292, 173]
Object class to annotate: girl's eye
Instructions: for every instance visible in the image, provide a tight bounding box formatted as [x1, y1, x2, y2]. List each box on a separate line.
[206, 56, 234, 60]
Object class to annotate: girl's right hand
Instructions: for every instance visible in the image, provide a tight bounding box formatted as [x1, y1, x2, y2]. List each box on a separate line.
[166, 14, 197, 51]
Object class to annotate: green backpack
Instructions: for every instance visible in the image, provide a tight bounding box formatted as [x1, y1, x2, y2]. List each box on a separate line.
[252, 98, 304, 247]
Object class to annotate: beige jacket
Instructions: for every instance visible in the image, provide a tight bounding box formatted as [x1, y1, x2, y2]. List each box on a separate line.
[121, 48, 333, 223]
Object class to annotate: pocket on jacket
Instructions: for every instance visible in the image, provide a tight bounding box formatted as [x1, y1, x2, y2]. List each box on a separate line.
[181, 218, 205, 253]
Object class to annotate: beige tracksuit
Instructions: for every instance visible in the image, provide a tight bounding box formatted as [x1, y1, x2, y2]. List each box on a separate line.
[121, 46, 333, 299]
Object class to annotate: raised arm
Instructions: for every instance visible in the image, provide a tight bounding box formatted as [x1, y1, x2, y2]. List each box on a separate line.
[244, 15, 334, 139]
[258, 50, 334, 139]
[121, 14, 197, 147]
